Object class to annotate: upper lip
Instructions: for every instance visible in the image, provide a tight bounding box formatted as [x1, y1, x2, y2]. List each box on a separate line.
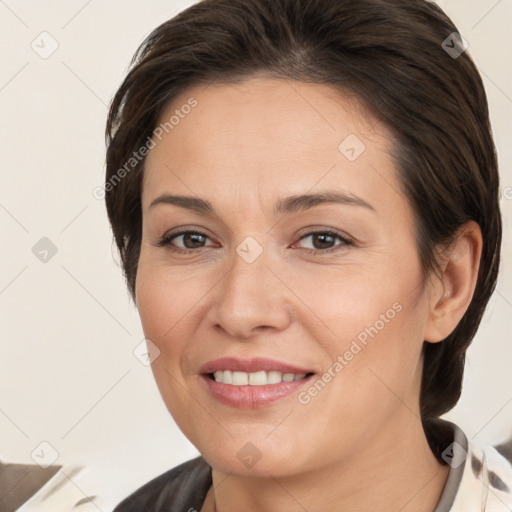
[199, 357, 314, 375]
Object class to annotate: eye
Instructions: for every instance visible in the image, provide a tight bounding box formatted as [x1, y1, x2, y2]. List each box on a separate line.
[155, 230, 216, 252]
[294, 230, 353, 254]
[155, 228, 353, 255]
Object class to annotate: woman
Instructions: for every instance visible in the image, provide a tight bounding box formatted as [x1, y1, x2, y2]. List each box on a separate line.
[104, 0, 512, 510]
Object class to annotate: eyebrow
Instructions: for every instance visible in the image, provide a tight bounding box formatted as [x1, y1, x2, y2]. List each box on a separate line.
[149, 191, 376, 216]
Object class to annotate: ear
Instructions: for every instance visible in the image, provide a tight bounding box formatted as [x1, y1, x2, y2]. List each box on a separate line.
[424, 220, 483, 343]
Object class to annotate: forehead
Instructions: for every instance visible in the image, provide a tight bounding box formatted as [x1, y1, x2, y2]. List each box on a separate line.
[141, 77, 402, 218]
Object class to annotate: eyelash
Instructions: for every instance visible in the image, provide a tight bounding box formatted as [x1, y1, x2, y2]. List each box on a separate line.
[155, 229, 353, 255]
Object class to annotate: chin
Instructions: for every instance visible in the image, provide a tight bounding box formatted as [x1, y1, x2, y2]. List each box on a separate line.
[205, 451, 295, 478]
[193, 433, 310, 479]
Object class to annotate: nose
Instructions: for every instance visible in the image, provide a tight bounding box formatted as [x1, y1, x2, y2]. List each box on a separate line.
[209, 243, 293, 340]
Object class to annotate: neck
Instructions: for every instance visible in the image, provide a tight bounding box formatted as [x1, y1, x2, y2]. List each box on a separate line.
[203, 415, 450, 512]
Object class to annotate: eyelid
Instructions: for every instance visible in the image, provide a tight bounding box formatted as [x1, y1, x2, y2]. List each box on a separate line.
[295, 227, 352, 242]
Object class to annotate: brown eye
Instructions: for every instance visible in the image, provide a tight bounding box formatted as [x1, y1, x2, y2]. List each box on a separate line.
[156, 230, 215, 251]
[175, 232, 208, 249]
[296, 230, 352, 254]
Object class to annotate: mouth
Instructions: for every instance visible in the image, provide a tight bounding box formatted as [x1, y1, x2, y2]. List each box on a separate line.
[198, 357, 316, 408]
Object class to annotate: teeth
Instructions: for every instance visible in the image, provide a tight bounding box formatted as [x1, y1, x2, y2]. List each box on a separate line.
[232, 371, 249, 385]
[212, 370, 307, 385]
[267, 371, 282, 384]
[248, 371, 267, 385]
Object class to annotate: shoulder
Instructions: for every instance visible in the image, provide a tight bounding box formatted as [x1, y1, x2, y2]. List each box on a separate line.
[112, 456, 212, 512]
[450, 426, 512, 511]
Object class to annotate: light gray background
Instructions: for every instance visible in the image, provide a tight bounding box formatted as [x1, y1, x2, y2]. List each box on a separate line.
[1, 0, 511, 509]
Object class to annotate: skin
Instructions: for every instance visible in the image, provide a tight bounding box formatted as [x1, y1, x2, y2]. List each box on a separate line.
[135, 76, 482, 512]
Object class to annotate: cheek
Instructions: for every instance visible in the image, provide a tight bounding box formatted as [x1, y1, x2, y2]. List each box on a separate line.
[310, 250, 427, 392]
[324, 284, 427, 424]
[134, 259, 204, 413]
[135, 256, 205, 345]
[294, 258, 423, 350]
[135, 259, 201, 428]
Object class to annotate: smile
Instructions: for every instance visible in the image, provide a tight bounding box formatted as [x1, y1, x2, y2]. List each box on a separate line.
[199, 357, 315, 408]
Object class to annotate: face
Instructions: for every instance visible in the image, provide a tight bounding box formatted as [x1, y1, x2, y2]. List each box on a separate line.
[136, 77, 433, 478]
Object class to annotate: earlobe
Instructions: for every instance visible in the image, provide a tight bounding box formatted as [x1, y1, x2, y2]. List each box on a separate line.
[424, 221, 482, 343]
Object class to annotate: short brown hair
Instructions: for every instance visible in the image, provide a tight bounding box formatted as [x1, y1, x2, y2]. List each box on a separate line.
[105, 0, 502, 452]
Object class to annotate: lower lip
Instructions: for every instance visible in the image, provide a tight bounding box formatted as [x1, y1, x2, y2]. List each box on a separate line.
[201, 374, 313, 408]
